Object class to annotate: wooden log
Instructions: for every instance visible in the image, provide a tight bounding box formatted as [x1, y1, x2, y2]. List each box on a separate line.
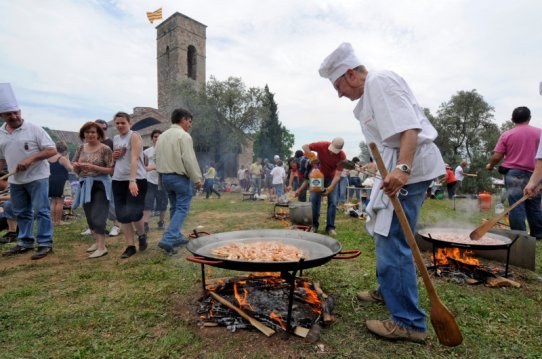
[209, 291, 276, 337]
[485, 276, 521, 288]
[313, 282, 335, 324]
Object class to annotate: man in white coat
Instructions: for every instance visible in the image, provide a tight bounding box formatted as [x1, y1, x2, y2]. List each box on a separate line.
[319, 43, 445, 343]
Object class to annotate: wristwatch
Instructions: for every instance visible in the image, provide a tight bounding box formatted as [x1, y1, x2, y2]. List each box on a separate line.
[395, 164, 411, 175]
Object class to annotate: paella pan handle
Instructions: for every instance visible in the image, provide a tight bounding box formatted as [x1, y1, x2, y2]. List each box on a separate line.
[331, 250, 361, 260]
[189, 231, 211, 239]
[186, 256, 224, 265]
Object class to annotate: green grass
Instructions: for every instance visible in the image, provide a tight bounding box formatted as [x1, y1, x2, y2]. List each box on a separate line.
[0, 193, 541, 358]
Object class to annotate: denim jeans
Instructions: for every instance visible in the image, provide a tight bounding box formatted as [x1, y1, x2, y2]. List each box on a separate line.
[160, 174, 193, 246]
[10, 178, 53, 248]
[338, 176, 348, 203]
[309, 177, 338, 232]
[374, 180, 431, 332]
[251, 177, 262, 195]
[348, 176, 362, 200]
[505, 169, 542, 237]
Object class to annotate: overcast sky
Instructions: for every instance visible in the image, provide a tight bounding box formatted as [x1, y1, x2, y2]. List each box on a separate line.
[1, 0, 541, 158]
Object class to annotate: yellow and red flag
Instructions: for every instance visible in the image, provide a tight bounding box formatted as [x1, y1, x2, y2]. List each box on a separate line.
[146, 8, 162, 24]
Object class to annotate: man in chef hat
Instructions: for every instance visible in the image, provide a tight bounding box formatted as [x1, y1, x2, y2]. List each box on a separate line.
[319, 43, 445, 343]
[0, 83, 56, 260]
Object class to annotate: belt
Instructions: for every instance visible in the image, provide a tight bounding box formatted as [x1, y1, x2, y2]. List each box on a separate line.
[160, 172, 188, 178]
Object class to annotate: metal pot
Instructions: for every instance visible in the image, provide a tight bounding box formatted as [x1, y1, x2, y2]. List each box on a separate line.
[288, 202, 312, 226]
[186, 229, 360, 272]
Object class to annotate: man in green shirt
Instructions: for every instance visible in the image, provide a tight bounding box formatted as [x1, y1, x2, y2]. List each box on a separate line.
[154, 108, 202, 254]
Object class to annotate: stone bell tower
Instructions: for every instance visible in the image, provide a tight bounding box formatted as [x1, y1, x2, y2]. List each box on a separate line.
[156, 12, 207, 112]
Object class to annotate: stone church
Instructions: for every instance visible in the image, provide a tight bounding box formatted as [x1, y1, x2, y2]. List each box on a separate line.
[127, 12, 253, 179]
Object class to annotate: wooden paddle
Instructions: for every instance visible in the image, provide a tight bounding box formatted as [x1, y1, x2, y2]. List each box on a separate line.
[369, 143, 462, 347]
[209, 291, 276, 337]
[0, 171, 16, 181]
[469, 183, 542, 240]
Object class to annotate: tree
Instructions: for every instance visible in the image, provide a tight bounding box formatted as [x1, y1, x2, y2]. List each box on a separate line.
[432, 90, 497, 193]
[253, 85, 294, 161]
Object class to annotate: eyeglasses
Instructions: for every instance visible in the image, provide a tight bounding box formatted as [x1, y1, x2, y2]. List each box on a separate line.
[333, 74, 345, 91]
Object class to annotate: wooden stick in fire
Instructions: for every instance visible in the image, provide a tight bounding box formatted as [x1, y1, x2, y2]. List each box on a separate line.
[469, 182, 542, 240]
[208, 291, 276, 337]
[369, 143, 463, 347]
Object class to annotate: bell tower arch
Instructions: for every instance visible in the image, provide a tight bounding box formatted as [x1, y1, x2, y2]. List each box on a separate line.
[156, 12, 206, 111]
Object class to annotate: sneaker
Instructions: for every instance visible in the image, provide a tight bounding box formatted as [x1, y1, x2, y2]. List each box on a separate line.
[171, 239, 189, 248]
[86, 243, 98, 253]
[357, 290, 385, 304]
[3, 245, 33, 257]
[120, 245, 137, 259]
[310, 227, 318, 233]
[144, 222, 150, 234]
[31, 246, 53, 260]
[158, 242, 178, 255]
[0, 231, 17, 244]
[81, 228, 92, 235]
[109, 226, 121, 237]
[138, 234, 148, 252]
[326, 229, 337, 236]
[157, 220, 165, 230]
[366, 319, 427, 343]
[88, 248, 108, 259]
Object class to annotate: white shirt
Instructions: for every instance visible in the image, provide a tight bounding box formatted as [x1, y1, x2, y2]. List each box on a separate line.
[454, 165, 464, 181]
[353, 70, 445, 236]
[0, 120, 55, 184]
[270, 166, 286, 185]
[143, 146, 158, 185]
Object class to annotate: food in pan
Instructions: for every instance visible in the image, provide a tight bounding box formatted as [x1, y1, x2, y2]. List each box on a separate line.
[211, 241, 305, 262]
[424, 232, 503, 246]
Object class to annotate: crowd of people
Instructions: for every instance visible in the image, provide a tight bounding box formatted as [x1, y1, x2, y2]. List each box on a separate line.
[1, 40, 542, 346]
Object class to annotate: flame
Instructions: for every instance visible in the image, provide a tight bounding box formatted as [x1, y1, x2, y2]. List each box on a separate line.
[303, 281, 323, 313]
[269, 311, 287, 330]
[432, 247, 480, 266]
[233, 282, 253, 310]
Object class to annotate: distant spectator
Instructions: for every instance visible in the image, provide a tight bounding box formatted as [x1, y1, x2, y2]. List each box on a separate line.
[270, 160, 286, 200]
[48, 141, 73, 225]
[142, 130, 168, 233]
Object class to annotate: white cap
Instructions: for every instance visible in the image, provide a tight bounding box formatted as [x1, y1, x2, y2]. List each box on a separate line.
[0, 83, 19, 114]
[328, 137, 344, 154]
[319, 43, 362, 83]
[273, 155, 280, 161]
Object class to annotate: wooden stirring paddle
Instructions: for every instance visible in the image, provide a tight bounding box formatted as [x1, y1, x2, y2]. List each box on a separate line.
[469, 183, 542, 240]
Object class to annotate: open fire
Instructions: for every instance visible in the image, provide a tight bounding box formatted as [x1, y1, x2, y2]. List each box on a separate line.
[429, 248, 519, 287]
[197, 274, 331, 337]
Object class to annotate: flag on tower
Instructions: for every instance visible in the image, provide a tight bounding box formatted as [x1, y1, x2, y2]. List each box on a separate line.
[146, 8, 162, 24]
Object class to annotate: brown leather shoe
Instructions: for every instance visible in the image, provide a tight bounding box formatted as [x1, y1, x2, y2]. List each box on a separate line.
[366, 319, 427, 343]
[356, 290, 384, 303]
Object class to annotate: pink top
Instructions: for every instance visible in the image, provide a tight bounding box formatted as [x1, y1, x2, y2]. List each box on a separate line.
[494, 124, 542, 171]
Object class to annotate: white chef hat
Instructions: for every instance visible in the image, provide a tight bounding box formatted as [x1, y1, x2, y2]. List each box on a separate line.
[319, 43, 362, 83]
[273, 155, 280, 161]
[328, 137, 344, 154]
[0, 83, 20, 114]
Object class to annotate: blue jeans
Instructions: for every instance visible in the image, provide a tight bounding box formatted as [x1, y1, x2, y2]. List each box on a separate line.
[309, 177, 338, 232]
[349, 176, 362, 200]
[204, 178, 221, 198]
[274, 184, 283, 197]
[251, 177, 262, 195]
[338, 177, 348, 203]
[505, 169, 542, 237]
[375, 180, 431, 332]
[10, 178, 53, 248]
[160, 174, 193, 246]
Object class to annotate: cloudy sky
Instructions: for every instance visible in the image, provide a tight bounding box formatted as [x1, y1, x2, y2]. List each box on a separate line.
[1, 0, 541, 158]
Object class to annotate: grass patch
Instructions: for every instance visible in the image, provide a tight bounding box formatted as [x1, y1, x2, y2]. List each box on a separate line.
[0, 193, 541, 358]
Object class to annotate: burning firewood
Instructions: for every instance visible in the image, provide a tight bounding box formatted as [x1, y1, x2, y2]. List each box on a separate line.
[209, 291, 276, 337]
[313, 282, 335, 325]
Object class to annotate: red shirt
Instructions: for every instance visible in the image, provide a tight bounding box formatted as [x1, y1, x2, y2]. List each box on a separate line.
[446, 168, 456, 183]
[309, 141, 346, 178]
